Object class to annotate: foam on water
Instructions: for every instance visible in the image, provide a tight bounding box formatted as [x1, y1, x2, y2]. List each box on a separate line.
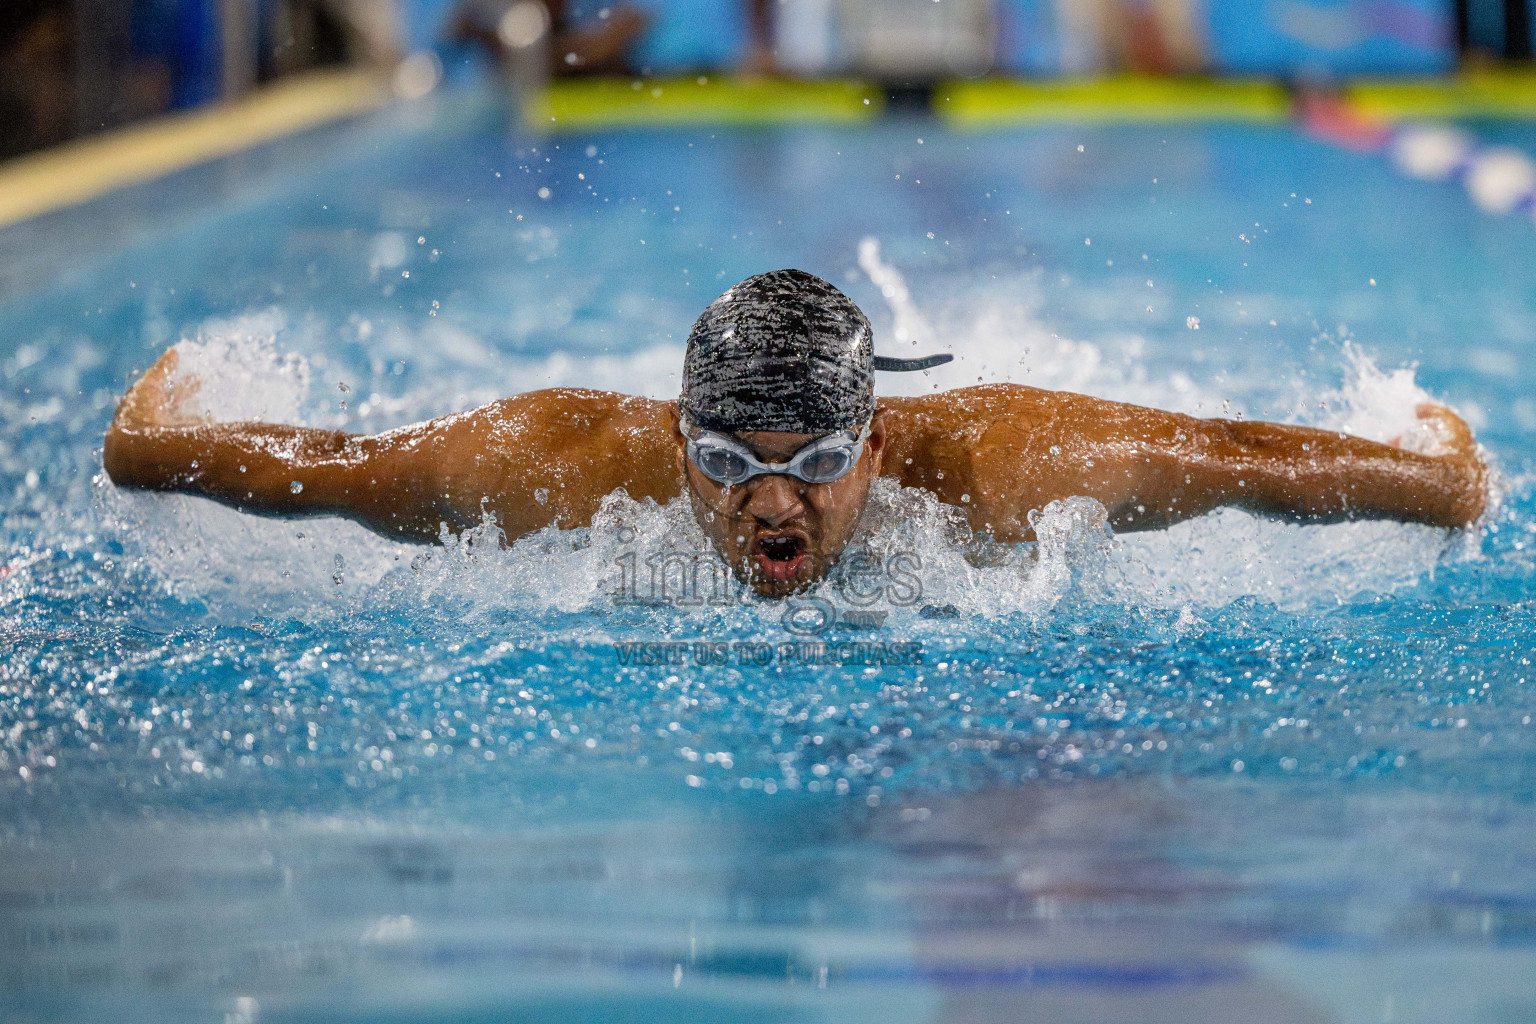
[94, 241, 1486, 632]
[168, 312, 312, 424]
[9, 122, 1536, 1024]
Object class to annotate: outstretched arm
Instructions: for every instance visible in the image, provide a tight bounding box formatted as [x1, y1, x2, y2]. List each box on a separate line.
[1106, 403, 1486, 531]
[103, 349, 482, 541]
[104, 348, 683, 543]
[963, 386, 1487, 541]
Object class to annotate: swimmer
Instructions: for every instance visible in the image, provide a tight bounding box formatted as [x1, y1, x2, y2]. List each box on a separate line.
[104, 269, 1488, 598]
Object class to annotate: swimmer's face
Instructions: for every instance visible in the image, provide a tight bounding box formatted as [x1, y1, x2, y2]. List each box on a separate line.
[675, 410, 888, 599]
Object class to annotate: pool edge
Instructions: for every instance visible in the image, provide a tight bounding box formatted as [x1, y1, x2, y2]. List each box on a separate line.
[0, 69, 390, 230]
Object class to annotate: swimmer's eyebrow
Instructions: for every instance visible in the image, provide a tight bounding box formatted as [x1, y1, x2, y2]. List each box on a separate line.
[728, 432, 835, 461]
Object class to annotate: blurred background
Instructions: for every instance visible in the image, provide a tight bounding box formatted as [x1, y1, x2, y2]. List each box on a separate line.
[5, 5, 1536, 1023]
[1, 0, 1532, 161]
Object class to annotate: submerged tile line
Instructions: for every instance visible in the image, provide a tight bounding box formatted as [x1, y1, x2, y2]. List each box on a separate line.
[364, 938, 1249, 989]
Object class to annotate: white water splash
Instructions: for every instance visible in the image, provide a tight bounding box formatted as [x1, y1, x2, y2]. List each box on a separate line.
[170, 311, 311, 425]
[858, 236, 935, 350]
[850, 239, 1477, 612]
[1318, 341, 1435, 449]
[854, 238, 1180, 409]
[99, 244, 1484, 623]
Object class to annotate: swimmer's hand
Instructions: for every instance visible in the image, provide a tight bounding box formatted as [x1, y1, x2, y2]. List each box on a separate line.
[1402, 402, 1488, 525]
[111, 347, 207, 431]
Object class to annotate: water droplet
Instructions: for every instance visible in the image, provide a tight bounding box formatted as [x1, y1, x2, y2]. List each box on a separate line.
[534, 488, 549, 505]
[1186, 316, 1201, 330]
[338, 382, 350, 393]
[290, 481, 304, 494]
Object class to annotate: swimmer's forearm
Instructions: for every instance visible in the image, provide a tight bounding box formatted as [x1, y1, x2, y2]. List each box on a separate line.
[1129, 419, 1485, 530]
[103, 422, 462, 541]
[105, 421, 361, 512]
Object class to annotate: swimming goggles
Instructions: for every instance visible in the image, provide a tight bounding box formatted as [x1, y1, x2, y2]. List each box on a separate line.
[683, 420, 870, 487]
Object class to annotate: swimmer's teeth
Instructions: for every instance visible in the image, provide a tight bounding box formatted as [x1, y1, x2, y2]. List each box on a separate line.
[759, 536, 801, 562]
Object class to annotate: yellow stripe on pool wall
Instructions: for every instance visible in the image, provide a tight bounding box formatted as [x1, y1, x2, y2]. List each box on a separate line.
[936, 76, 1291, 125]
[1346, 69, 1536, 120]
[0, 69, 388, 229]
[533, 77, 882, 129]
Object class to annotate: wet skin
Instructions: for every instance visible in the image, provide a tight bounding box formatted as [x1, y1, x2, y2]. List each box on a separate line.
[678, 419, 890, 599]
[105, 347, 1489, 598]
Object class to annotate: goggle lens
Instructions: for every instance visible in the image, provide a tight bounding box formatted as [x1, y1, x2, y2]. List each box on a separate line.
[796, 448, 855, 483]
[686, 425, 867, 487]
[694, 447, 753, 485]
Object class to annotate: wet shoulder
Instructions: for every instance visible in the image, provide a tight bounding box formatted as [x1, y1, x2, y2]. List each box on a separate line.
[479, 388, 662, 430]
[476, 389, 681, 504]
[879, 383, 1060, 438]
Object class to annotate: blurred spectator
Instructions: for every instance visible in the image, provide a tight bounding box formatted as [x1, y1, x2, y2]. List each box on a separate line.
[0, 0, 397, 162]
[837, 0, 995, 79]
[451, 0, 650, 75]
[0, 1, 73, 159]
[1056, 0, 1205, 75]
[261, 0, 402, 81]
[1459, 0, 1531, 59]
[744, 0, 776, 75]
[2, 0, 179, 160]
[1121, 0, 1205, 74]
[768, 0, 840, 76]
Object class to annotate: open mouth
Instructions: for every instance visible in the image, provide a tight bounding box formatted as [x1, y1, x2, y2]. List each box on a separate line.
[751, 532, 809, 584]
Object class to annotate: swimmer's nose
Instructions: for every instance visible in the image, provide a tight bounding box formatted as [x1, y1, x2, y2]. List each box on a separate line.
[742, 474, 804, 528]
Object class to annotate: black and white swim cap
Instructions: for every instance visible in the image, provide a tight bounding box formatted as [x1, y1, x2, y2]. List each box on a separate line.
[680, 269, 950, 434]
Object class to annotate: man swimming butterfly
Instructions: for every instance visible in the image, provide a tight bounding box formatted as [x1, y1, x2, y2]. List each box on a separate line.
[105, 269, 1487, 599]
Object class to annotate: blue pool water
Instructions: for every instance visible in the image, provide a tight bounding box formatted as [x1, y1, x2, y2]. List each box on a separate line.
[4, 96, 1536, 1022]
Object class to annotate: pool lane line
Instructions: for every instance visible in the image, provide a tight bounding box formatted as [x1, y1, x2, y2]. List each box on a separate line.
[933, 71, 1536, 127]
[538, 72, 1536, 131]
[933, 76, 1292, 125]
[366, 936, 1247, 989]
[0, 68, 388, 230]
[11, 68, 1531, 219]
[532, 76, 883, 129]
[1344, 68, 1536, 121]
[1300, 90, 1536, 224]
